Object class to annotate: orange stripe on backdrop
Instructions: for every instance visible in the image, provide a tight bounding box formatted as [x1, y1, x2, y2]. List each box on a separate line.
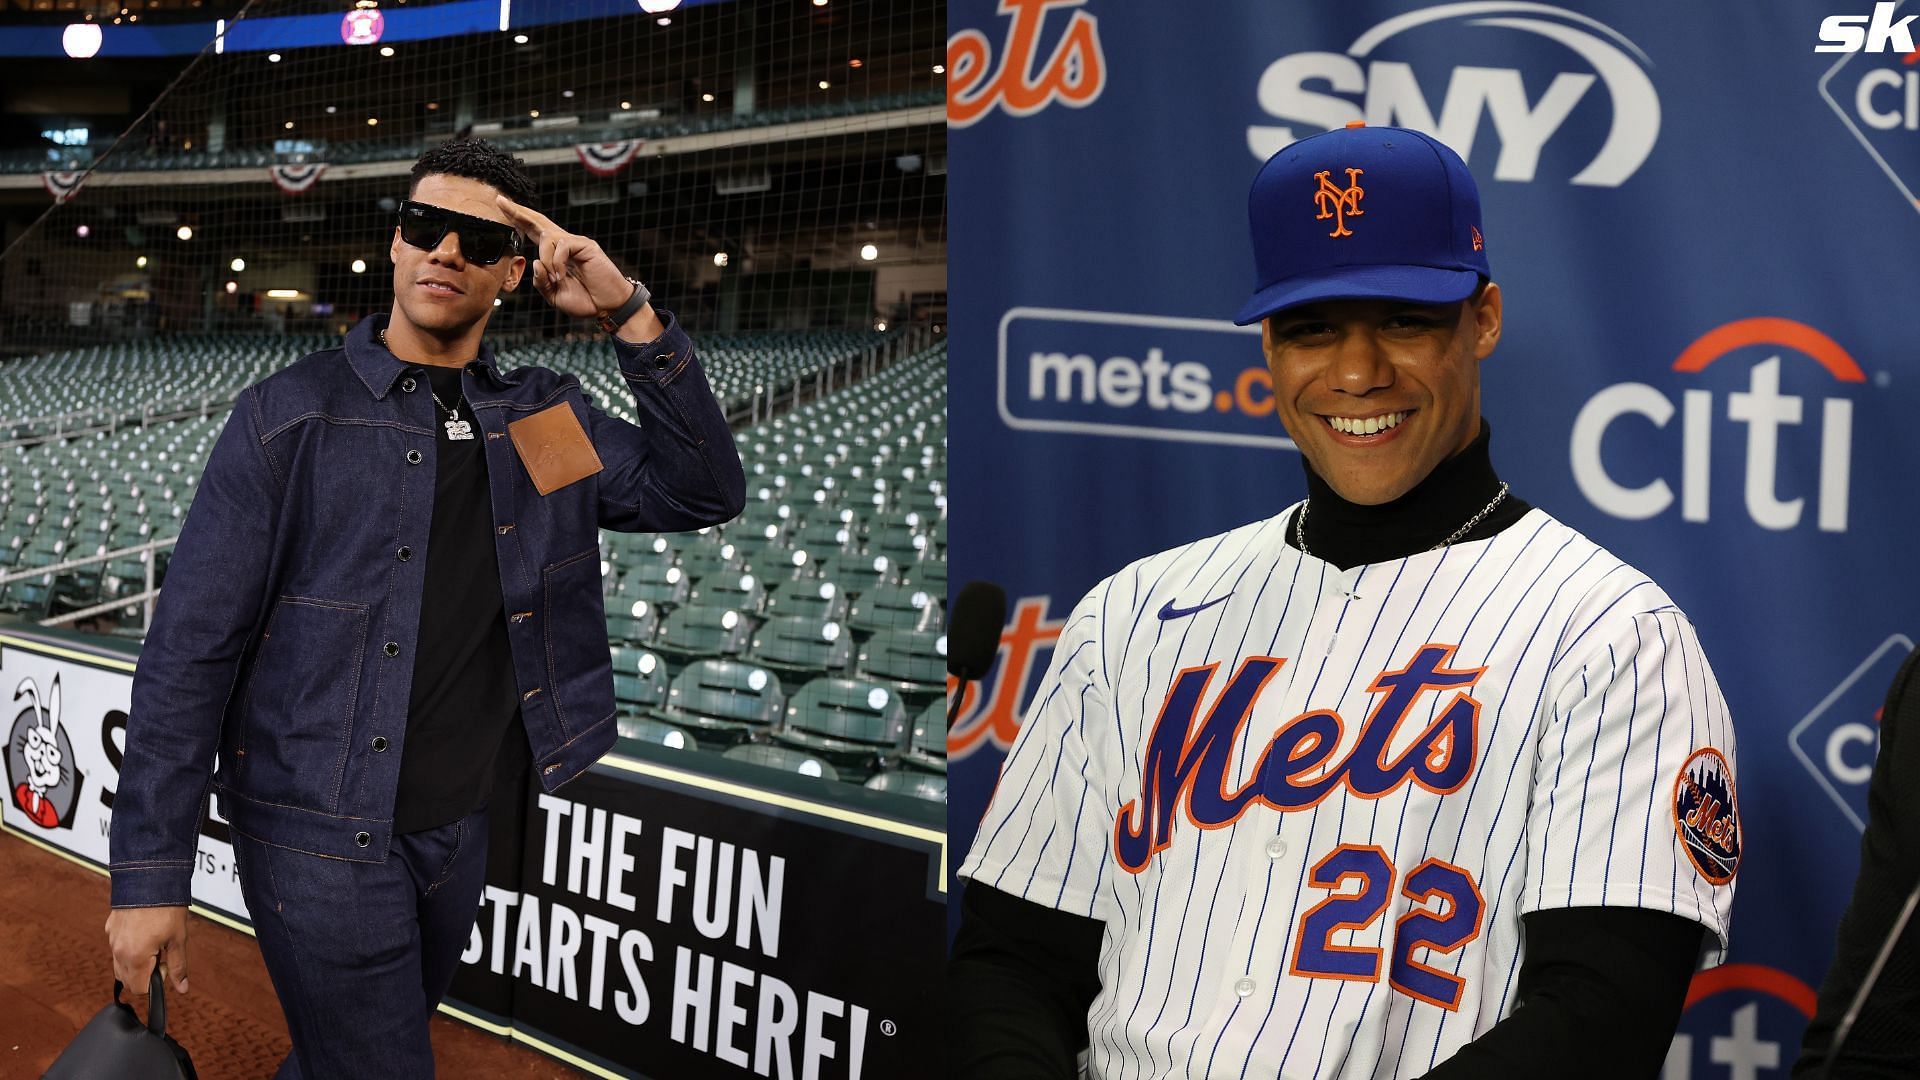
[1682, 962, 1819, 1018]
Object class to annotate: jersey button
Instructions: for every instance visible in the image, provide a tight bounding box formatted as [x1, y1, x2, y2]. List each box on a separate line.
[1233, 977, 1256, 998]
[1265, 837, 1288, 859]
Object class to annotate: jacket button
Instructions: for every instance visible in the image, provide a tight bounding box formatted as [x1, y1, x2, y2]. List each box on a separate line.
[354, 831, 371, 847]
[400, 377, 416, 393]
[371, 736, 388, 752]
[543, 763, 561, 775]
[406, 449, 423, 464]
[383, 641, 400, 656]
[397, 546, 412, 561]
[651, 356, 672, 371]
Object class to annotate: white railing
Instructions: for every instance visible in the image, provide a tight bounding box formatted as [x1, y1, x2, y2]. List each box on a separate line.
[0, 535, 179, 631]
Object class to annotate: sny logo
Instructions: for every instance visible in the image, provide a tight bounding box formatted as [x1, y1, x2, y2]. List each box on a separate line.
[1818, 2, 1918, 52]
[1114, 644, 1483, 874]
[1248, 2, 1660, 187]
[1313, 168, 1366, 237]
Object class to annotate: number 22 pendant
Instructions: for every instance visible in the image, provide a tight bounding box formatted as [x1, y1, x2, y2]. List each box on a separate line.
[444, 418, 475, 440]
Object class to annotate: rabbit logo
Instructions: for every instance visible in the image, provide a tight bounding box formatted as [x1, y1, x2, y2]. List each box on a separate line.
[6, 673, 82, 830]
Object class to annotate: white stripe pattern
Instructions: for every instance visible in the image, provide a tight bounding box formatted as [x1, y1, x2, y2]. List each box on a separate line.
[959, 505, 1738, 1079]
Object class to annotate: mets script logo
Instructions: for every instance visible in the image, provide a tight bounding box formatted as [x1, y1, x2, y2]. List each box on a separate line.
[1673, 747, 1740, 886]
[4, 672, 81, 831]
[948, 0, 1107, 127]
[1313, 168, 1366, 237]
[1114, 644, 1484, 874]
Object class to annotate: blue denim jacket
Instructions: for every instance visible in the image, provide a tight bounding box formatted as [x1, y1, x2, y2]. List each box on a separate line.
[109, 310, 745, 907]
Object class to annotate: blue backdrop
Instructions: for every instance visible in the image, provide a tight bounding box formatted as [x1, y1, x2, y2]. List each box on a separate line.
[947, 0, 1916, 1072]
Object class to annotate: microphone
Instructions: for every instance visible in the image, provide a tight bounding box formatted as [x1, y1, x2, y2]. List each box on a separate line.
[946, 581, 1007, 730]
[1819, 875, 1920, 1079]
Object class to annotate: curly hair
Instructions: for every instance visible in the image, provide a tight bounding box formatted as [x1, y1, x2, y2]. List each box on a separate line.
[408, 136, 538, 209]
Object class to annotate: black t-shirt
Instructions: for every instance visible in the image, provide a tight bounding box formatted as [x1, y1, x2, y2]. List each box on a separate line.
[391, 361, 528, 835]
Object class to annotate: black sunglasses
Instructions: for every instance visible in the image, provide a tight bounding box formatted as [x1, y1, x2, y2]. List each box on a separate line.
[396, 199, 522, 266]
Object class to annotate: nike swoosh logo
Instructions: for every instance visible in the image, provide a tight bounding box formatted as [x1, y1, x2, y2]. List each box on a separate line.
[1158, 594, 1233, 620]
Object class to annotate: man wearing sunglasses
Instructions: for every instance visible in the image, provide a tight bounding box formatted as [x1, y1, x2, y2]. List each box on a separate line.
[105, 137, 745, 1078]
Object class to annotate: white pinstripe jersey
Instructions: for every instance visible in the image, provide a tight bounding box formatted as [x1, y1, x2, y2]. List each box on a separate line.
[959, 504, 1739, 1080]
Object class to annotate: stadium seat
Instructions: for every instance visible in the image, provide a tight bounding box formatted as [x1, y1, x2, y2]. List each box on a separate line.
[650, 603, 753, 662]
[847, 584, 943, 637]
[610, 645, 670, 717]
[660, 659, 785, 746]
[744, 614, 852, 676]
[864, 770, 946, 803]
[855, 627, 945, 705]
[722, 742, 840, 781]
[616, 714, 695, 750]
[773, 676, 908, 775]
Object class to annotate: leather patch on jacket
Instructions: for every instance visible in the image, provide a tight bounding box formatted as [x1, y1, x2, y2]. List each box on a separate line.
[507, 401, 604, 495]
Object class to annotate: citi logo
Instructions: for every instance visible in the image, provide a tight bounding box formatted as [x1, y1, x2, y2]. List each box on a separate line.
[1246, 2, 1660, 187]
[1817, 2, 1918, 52]
[1571, 318, 1866, 533]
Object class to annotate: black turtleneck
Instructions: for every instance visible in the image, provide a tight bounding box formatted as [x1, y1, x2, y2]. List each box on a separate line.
[1291, 419, 1533, 570]
[948, 423, 1707, 1080]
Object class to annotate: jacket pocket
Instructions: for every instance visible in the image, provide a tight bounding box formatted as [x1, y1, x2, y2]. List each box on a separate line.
[543, 547, 611, 736]
[236, 595, 370, 809]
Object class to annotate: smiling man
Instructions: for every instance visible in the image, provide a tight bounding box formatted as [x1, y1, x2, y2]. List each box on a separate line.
[105, 137, 744, 1078]
[951, 124, 1741, 1079]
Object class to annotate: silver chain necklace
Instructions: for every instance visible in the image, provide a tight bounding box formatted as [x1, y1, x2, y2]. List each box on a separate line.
[381, 328, 474, 440]
[1296, 481, 1511, 560]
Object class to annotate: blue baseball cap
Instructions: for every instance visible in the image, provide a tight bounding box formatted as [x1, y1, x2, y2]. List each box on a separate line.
[1233, 123, 1490, 326]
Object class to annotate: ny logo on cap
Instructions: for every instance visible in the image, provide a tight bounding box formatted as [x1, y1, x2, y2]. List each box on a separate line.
[1313, 168, 1365, 238]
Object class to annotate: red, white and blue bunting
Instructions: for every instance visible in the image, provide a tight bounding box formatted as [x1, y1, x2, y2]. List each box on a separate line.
[41, 172, 89, 203]
[574, 140, 645, 177]
[267, 163, 327, 195]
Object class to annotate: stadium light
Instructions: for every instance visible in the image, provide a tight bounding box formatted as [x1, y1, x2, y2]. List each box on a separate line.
[325, 105, 337, 114]
[817, 80, 830, 90]
[75, 225, 89, 238]
[367, 117, 379, 126]
[230, 257, 245, 271]
[875, 320, 887, 331]
[135, 255, 148, 268]
[701, 93, 714, 102]
[637, 0, 681, 11]
[176, 225, 193, 241]
[933, 64, 945, 74]
[62, 24, 103, 59]
[620, 100, 632, 109]
[859, 243, 878, 261]
[514, 33, 529, 44]
[529, 109, 540, 118]
[266, 289, 300, 299]
[224, 281, 237, 294]
[380, 46, 394, 57]
[350, 259, 367, 273]
[493, 298, 503, 307]
[713, 252, 728, 267]
[284, 121, 293, 129]
[268, 52, 281, 62]
[563, 90, 575, 98]
[849, 58, 863, 68]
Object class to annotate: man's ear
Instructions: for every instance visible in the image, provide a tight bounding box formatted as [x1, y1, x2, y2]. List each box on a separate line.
[390, 225, 402, 263]
[1470, 280, 1502, 361]
[506, 253, 526, 291]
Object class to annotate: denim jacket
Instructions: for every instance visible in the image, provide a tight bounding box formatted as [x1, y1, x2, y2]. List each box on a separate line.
[109, 310, 745, 907]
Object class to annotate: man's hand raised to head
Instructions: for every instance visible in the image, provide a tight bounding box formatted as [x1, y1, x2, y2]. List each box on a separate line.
[495, 195, 636, 321]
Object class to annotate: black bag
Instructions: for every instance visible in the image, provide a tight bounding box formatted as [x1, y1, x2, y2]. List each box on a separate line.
[42, 964, 197, 1079]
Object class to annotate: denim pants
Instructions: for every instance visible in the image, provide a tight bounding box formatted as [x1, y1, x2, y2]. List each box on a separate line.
[231, 801, 490, 1080]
